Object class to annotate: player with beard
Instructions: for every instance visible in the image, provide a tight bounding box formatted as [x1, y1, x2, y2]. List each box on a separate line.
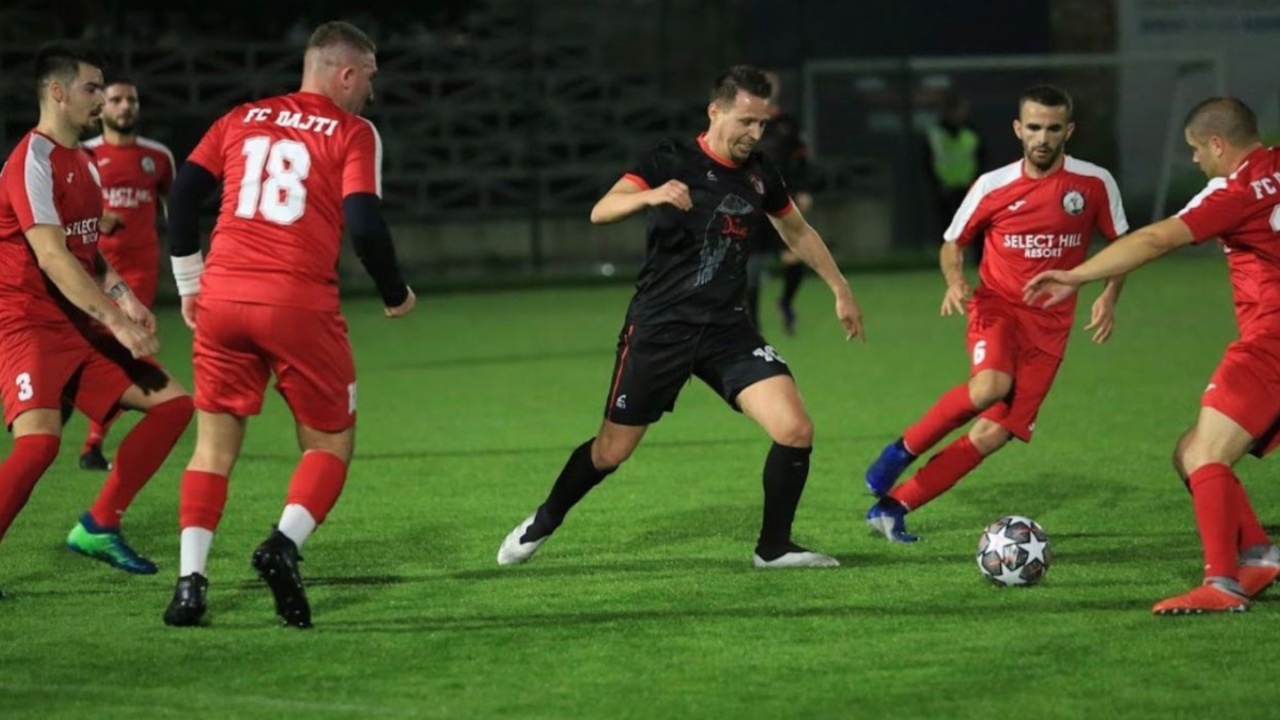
[862, 85, 1129, 541]
[0, 44, 193, 596]
[497, 65, 864, 569]
[78, 79, 175, 471]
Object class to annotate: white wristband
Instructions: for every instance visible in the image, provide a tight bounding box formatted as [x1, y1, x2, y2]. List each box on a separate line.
[171, 253, 205, 297]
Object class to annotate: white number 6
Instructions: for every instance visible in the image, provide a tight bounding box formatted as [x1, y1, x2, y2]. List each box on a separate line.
[972, 340, 987, 367]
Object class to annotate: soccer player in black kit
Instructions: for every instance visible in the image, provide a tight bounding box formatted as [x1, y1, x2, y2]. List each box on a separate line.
[497, 66, 865, 569]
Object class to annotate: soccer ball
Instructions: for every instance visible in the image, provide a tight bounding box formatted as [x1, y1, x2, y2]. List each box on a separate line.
[976, 515, 1051, 587]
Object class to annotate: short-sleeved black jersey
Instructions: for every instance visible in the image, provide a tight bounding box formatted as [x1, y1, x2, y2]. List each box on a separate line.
[620, 134, 794, 325]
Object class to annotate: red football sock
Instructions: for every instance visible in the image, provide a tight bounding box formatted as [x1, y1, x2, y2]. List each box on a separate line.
[82, 417, 114, 454]
[179, 470, 229, 531]
[888, 435, 984, 511]
[285, 451, 348, 524]
[902, 384, 980, 455]
[1233, 477, 1270, 550]
[1189, 464, 1240, 580]
[0, 434, 60, 542]
[88, 397, 194, 528]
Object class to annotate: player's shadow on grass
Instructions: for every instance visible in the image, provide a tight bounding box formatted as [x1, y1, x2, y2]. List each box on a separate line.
[313, 596, 1158, 633]
[240, 435, 885, 462]
[375, 348, 612, 371]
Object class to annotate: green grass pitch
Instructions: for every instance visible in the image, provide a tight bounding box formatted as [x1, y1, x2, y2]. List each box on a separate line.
[2, 255, 1278, 719]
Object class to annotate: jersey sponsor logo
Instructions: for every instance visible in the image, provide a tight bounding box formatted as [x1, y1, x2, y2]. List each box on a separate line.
[1007, 200, 1027, 211]
[1061, 190, 1085, 216]
[753, 345, 787, 364]
[749, 174, 765, 195]
[104, 186, 155, 208]
[64, 216, 99, 245]
[141, 156, 156, 174]
[696, 194, 754, 287]
[1002, 232, 1084, 258]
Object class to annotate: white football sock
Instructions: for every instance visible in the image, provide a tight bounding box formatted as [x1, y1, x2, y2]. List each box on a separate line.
[278, 504, 317, 549]
[180, 527, 214, 577]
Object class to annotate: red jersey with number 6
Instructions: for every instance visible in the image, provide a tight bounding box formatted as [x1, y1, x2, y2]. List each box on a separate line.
[1177, 146, 1280, 342]
[945, 156, 1128, 357]
[186, 91, 382, 313]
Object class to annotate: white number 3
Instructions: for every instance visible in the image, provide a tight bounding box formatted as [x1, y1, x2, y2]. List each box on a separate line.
[972, 340, 987, 367]
[15, 372, 33, 401]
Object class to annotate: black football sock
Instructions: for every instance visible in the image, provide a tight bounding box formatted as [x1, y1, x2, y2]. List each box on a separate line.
[780, 263, 805, 307]
[527, 439, 616, 540]
[756, 443, 812, 554]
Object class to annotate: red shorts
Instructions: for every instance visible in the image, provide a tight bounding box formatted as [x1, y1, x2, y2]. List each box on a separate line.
[193, 299, 356, 432]
[1202, 338, 1280, 458]
[966, 303, 1063, 443]
[0, 321, 166, 427]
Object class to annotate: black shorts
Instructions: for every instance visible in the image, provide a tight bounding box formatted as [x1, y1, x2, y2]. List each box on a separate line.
[603, 320, 794, 426]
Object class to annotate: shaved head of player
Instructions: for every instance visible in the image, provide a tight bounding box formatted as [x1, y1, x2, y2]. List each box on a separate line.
[300, 23, 377, 115]
[1014, 86, 1075, 174]
[1183, 97, 1259, 179]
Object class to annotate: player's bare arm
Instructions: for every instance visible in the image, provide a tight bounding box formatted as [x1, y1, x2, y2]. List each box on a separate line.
[769, 204, 864, 342]
[23, 224, 158, 357]
[589, 177, 691, 224]
[93, 249, 154, 332]
[1085, 274, 1127, 344]
[1024, 217, 1195, 308]
[939, 241, 971, 317]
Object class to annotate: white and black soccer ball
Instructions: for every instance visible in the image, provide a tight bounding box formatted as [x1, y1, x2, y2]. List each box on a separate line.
[976, 515, 1051, 587]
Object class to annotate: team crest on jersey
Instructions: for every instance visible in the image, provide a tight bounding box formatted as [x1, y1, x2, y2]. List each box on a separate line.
[749, 174, 765, 195]
[141, 156, 156, 174]
[1061, 190, 1085, 215]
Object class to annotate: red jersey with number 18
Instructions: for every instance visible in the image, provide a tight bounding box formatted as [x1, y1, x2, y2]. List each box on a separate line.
[945, 156, 1128, 357]
[186, 91, 382, 313]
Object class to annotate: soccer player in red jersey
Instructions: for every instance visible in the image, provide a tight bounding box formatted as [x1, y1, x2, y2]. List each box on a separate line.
[1025, 97, 1280, 614]
[0, 44, 193, 597]
[78, 79, 175, 471]
[862, 86, 1129, 541]
[161, 22, 414, 628]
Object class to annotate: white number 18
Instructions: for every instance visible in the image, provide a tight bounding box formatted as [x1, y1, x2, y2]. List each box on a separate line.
[235, 137, 311, 225]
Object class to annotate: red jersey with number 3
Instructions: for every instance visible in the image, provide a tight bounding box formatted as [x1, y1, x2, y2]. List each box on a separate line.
[945, 156, 1128, 357]
[1177, 146, 1280, 342]
[186, 91, 382, 312]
